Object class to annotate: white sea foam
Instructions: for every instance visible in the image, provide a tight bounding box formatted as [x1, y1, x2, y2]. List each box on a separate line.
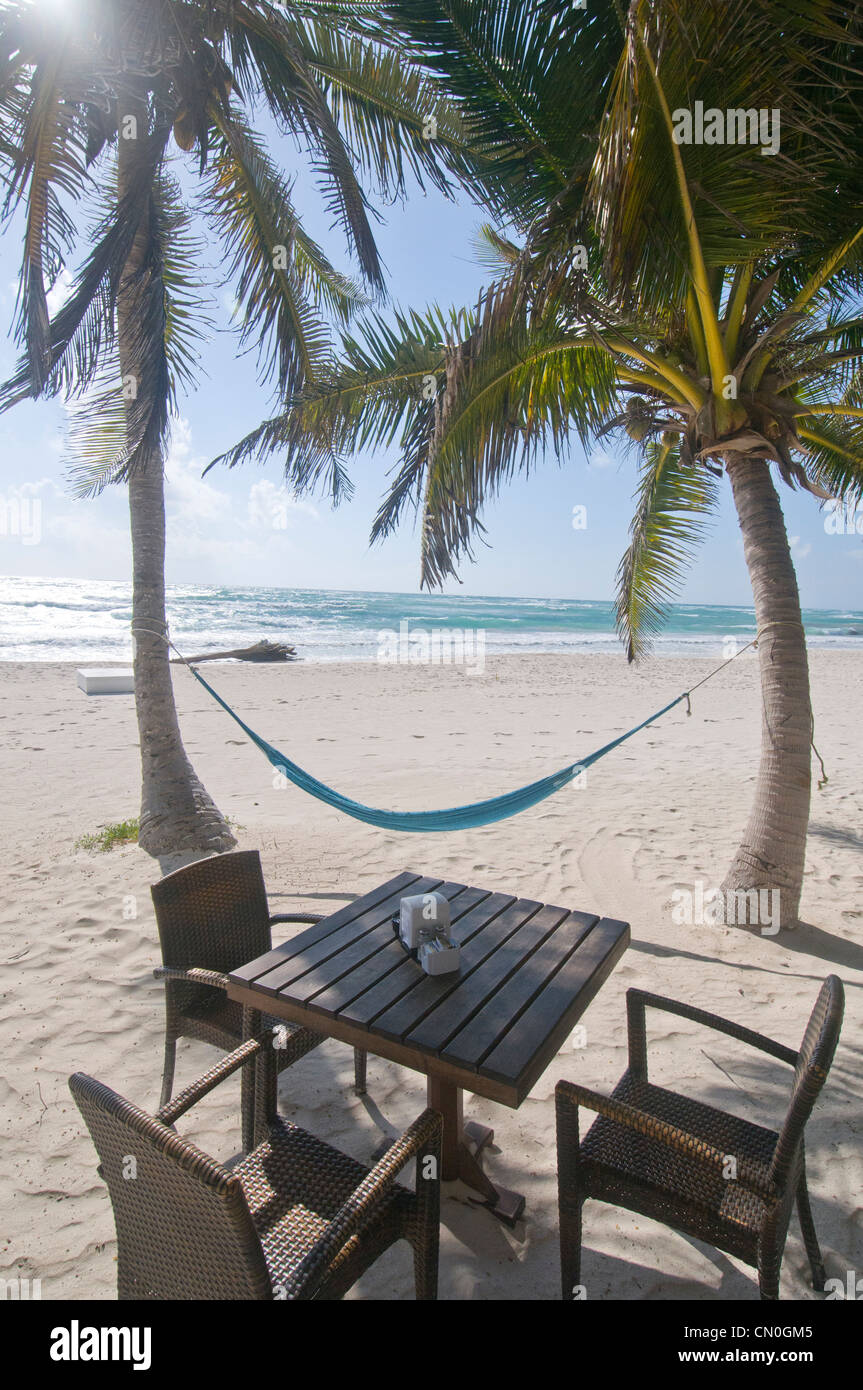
[0, 575, 860, 662]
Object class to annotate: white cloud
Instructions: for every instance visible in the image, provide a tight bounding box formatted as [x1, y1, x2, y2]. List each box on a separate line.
[0, 475, 130, 573]
[162, 417, 320, 572]
[46, 268, 74, 317]
[588, 446, 617, 470]
[221, 291, 241, 323]
[1, 417, 322, 584]
[165, 418, 233, 525]
[247, 478, 318, 532]
[789, 535, 812, 561]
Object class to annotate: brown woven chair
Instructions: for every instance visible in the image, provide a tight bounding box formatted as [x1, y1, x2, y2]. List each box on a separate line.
[69, 1031, 441, 1300]
[556, 975, 844, 1301]
[151, 850, 368, 1149]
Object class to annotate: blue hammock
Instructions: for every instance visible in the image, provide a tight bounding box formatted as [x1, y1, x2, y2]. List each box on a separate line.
[188, 664, 689, 833]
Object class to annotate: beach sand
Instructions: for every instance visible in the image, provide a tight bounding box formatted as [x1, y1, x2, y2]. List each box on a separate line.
[1, 650, 861, 1300]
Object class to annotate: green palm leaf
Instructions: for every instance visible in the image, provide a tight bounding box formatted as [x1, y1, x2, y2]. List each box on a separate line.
[0, 114, 171, 411]
[796, 417, 863, 503]
[226, 3, 385, 289]
[208, 303, 451, 501]
[615, 440, 721, 663]
[299, 18, 488, 204]
[2, 33, 89, 388]
[205, 107, 348, 392]
[66, 169, 207, 497]
[371, 0, 626, 225]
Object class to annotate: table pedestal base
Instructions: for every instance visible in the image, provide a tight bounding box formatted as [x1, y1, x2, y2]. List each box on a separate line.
[427, 1076, 525, 1227]
[463, 1119, 494, 1153]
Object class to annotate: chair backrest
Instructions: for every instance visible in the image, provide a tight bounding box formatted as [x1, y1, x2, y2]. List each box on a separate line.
[151, 851, 273, 1011]
[769, 974, 844, 1189]
[70, 1072, 272, 1300]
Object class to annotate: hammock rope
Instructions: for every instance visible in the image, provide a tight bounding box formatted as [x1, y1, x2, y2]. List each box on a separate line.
[131, 623, 758, 834]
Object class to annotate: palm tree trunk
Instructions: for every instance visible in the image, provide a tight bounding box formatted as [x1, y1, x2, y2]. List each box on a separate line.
[126, 451, 236, 855]
[118, 100, 235, 857]
[722, 453, 811, 928]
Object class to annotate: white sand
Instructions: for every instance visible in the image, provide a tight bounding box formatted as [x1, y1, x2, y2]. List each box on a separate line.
[1, 650, 861, 1300]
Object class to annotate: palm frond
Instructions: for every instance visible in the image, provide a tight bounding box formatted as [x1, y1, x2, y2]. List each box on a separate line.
[796, 417, 863, 504]
[0, 115, 170, 411]
[591, 0, 863, 318]
[372, 0, 626, 227]
[65, 167, 196, 497]
[615, 439, 721, 662]
[205, 106, 348, 393]
[472, 222, 522, 273]
[1, 35, 90, 390]
[153, 170, 212, 397]
[299, 19, 491, 205]
[372, 285, 621, 587]
[227, 4, 384, 290]
[207, 303, 451, 502]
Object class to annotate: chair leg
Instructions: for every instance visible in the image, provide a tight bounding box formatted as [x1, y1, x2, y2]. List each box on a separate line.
[758, 1269, 780, 1300]
[412, 1135, 440, 1301]
[412, 1233, 439, 1301]
[353, 1047, 368, 1095]
[796, 1175, 826, 1292]
[559, 1200, 584, 1300]
[158, 1035, 177, 1110]
[241, 1007, 263, 1154]
[757, 1238, 781, 1301]
[240, 1063, 255, 1154]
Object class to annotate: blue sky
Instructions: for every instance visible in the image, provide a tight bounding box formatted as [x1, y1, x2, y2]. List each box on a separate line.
[0, 122, 861, 610]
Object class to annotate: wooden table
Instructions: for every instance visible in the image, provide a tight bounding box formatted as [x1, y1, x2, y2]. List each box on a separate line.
[228, 870, 629, 1224]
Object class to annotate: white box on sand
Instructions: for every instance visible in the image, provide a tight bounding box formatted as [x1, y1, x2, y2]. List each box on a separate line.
[77, 668, 135, 695]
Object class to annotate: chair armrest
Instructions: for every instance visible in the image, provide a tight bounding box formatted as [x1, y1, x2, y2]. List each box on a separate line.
[626, 988, 799, 1078]
[282, 1108, 443, 1300]
[555, 1080, 777, 1201]
[156, 1031, 272, 1127]
[153, 965, 229, 990]
[269, 912, 325, 926]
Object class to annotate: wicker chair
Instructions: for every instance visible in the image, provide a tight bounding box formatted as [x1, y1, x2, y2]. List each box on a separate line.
[70, 1031, 441, 1300]
[151, 850, 367, 1151]
[556, 975, 844, 1301]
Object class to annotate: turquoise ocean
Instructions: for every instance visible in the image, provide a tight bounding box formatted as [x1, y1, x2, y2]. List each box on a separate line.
[1, 575, 861, 662]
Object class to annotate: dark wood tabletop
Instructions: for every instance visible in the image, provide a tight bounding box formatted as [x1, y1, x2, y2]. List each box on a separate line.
[229, 868, 629, 1107]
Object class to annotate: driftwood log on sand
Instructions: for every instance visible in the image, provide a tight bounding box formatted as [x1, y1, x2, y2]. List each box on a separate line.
[171, 639, 297, 664]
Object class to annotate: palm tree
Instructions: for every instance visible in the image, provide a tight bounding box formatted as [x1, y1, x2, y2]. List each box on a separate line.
[0, 0, 488, 855]
[214, 0, 863, 926]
